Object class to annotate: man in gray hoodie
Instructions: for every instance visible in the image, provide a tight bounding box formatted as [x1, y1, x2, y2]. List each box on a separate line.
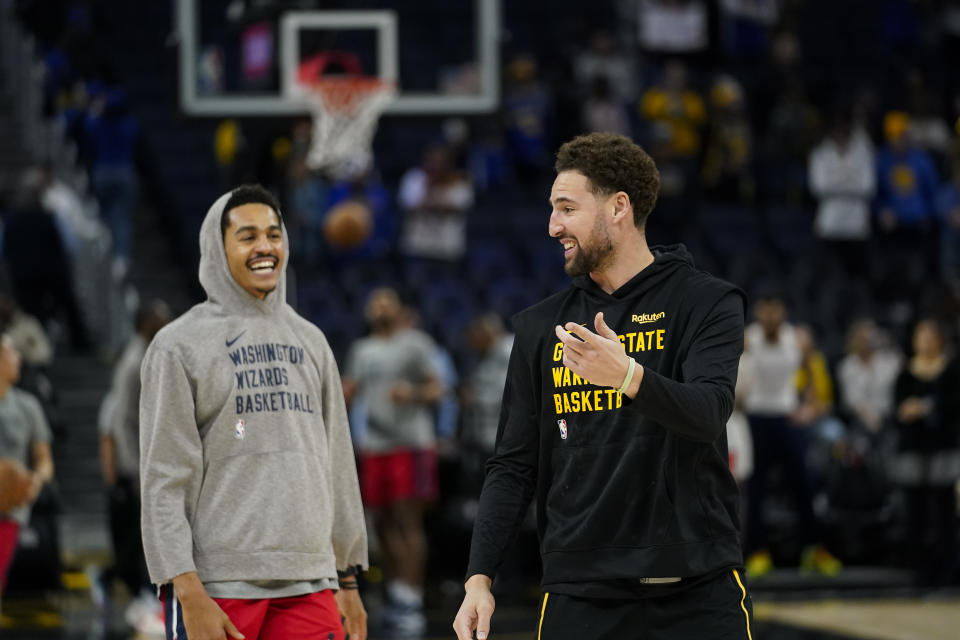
[140, 184, 368, 640]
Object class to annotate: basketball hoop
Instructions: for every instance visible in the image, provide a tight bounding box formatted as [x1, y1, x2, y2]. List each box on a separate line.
[301, 75, 395, 180]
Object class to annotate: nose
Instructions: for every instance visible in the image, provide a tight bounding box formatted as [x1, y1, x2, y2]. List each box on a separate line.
[548, 210, 563, 238]
[253, 233, 272, 253]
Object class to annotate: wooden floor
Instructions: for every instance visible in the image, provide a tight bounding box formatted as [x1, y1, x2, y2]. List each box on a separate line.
[755, 597, 960, 640]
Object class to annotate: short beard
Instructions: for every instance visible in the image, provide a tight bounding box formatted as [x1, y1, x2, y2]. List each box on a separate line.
[564, 215, 614, 277]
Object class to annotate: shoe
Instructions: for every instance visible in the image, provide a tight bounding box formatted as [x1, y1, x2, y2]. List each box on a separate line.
[745, 550, 774, 579]
[383, 603, 426, 637]
[800, 545, 842, 576]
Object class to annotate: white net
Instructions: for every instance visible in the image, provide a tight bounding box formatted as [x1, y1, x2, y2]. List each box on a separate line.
[302, 77, 395, 180]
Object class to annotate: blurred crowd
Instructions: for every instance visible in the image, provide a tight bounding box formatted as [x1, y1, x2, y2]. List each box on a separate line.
[1, 0, 959, 636]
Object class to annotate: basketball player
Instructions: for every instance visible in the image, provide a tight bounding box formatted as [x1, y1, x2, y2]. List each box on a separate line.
[140, 185, 368, 640]
[453, 133, 752, 640]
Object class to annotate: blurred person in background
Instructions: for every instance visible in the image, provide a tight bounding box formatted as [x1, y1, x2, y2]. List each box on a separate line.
[460, 313, 514, 494]
[582, 75, 632, 138]
[2, 173, 89, 350]
[836, 319, 901, 434]
[936, 159, 960, 289]
[875, 110, 941, 294]
[398, 144, 475, 262]
[701, 74, 754, 203]
[502, 55, 553, 183]
[84, 87, 140, 276]
[743, 292, 840, 579]
[808, 105, 876, 280]
[96, 299, 171, 633]
[890, 319, 960, 587]
[0, 335, 54, 594]
[343, 287, 443, 636]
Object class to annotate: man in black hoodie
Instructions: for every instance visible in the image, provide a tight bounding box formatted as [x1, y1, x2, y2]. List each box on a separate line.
[453, 133, 752, 640]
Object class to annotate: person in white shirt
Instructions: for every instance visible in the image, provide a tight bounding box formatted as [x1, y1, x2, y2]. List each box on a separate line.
[742, 291, 840, 578]
[836, 319, 901, 434]
[808, 106, 875, 278]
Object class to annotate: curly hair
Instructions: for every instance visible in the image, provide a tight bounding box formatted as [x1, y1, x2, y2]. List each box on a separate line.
[555, 133, 660, 228]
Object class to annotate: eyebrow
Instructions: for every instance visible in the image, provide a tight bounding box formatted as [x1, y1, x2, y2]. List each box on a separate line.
[550, 196, 577, 207]
[233, 224, 283, 236]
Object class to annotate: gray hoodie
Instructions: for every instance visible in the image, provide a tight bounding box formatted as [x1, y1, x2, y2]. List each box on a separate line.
[139, 191, 367, 587]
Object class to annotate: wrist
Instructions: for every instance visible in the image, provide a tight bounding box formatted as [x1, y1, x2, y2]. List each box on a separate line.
[464, 574, 492, 593]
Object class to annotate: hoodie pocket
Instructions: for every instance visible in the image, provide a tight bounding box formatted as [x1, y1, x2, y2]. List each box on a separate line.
[543, 435, 679, 552]
[193, 450, 332, 555]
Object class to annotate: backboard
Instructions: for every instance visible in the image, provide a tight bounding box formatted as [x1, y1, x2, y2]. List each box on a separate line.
[177, 0, 501, 116]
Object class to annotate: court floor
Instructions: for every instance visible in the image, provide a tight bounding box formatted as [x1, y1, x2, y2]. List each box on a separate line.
[3, 586, 959, 639]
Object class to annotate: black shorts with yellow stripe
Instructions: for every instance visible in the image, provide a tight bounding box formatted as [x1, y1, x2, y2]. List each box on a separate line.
[536, 569, 753, 640]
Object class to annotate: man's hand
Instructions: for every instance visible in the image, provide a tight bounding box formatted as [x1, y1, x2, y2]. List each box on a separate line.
[174, 573, 244, 640]
[453, 574, 495, 640]
[554, 312, 643, 396]
[335, 587, 367, 640]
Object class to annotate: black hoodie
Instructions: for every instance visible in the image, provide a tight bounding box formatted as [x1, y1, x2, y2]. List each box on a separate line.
[466, 245, 746, 597]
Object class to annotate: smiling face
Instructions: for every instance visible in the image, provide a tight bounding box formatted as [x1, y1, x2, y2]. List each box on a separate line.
[549, 170, 615, 277]
[222, 203, 285, 300]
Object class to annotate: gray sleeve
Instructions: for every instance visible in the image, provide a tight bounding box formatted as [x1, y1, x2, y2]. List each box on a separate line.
[23, 393, 52, 444]
[318, 335, 368, 571]
[139, 344, 203, 584]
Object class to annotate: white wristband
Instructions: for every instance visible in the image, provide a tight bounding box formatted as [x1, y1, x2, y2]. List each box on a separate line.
[616, 357, 637, 395]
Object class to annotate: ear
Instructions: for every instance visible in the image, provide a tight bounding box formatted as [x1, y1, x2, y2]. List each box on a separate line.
[610, 191, 632, 225]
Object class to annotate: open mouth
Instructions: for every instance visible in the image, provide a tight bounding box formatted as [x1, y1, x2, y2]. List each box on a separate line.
[247, 256, 278, 273]
[561, 239, 576, 257]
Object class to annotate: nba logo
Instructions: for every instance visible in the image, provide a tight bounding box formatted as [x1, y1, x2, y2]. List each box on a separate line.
[235, 419, 245, 440]
[557, 419, 567, 440]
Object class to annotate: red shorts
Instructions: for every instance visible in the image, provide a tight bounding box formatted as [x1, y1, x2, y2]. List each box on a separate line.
[163, 586, 343, 640]
[0, 519, 19, 592]
[359, 449, 438, 507]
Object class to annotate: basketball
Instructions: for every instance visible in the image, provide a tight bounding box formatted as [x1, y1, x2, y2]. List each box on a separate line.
[323, 200, 372, 249]
[0, 459, 32, 512]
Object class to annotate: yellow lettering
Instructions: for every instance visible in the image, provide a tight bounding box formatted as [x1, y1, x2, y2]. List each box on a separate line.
[593, 389, 603, 410]
[569, 393, 579, 412]
[572, 372, 583, 386]
[645, 330, 655, 351]
[552, 367, 564, 387]
[605, 389, 616, 407]
[579, 391, 592, 411]
[616, 392, 623, 408]
[563, 394, 573, 414]
[656, 329, 665, 350]
[618, 334, 626, 347]
[625, 332, 636, 352]
[553, 394, 563, 413]
[553, 342, 563, 362]
[562, 368, 572, 387]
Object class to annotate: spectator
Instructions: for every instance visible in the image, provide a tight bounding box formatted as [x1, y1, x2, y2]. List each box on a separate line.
[890, 319, 960, 587]
[875, 110, 940, 293]
[2, 175, 89, 349]
[836, 319, 901, 434]
[582, 75, 632, 138]
[637, 0, 709, 54]
[728, 349, 755, 487]
[398, 144, 474, 261]
[460, 313, 514, 493]
[502, 55, 553, 182]
[743, 292, 840, 579]
[0, 335, 54, 594]
[96, 299, 171, 634]
[761, 77, 821, 204]
[936, 159, 960, 287]
[808, 105, 876, 278]
[342, 287, 443, 636]
[701, 74, 755, 203]
[85, 87, 140, 273]
[573, 30, 641, 103]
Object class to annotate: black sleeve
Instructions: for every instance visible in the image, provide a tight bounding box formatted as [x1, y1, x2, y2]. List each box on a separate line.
[465, 334, 539, 581]
[630, 291, 744, 442]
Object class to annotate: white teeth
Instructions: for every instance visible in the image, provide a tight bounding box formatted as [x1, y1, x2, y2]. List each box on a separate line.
[562, 241, 575, 250]
[249, 259, 275, 270]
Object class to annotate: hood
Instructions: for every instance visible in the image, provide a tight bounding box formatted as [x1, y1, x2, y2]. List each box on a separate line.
[572, 243, 694, 302]
[198, 190, 289, 315]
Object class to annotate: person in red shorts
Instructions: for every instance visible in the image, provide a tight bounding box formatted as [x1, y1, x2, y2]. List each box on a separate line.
[139, 185, 368, 640]
[343, 287, 443, 637]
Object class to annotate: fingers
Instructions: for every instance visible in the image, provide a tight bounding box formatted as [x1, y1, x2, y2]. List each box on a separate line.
[224, 616, 245, 639]
[345, 615, 367, 640]
[594, 312, 619, 340]
[452, 611, 476, 640]
[476, 599, 494, 640]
